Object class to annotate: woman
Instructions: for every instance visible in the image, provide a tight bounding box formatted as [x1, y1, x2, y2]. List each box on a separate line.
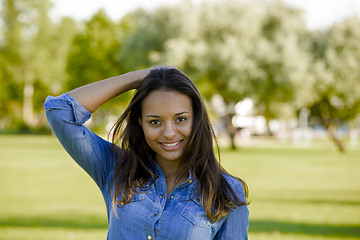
[44, 66, 249, 239]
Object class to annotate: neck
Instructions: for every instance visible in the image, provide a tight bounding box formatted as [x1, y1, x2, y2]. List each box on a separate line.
[155, 158, 180, 180]
[155, 156, 190, 182]
[155, 159, 189, 197]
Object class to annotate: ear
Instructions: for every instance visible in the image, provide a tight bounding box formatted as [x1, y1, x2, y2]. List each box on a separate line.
[138, 118, 142, 127]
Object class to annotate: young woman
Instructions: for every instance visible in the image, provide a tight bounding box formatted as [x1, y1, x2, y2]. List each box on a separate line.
[44, 66, 249, 240]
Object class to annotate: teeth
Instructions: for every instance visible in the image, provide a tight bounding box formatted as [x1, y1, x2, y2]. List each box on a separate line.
[163, 141, 180, 147]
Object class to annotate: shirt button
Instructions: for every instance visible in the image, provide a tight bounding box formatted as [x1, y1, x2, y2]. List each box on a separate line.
[189, 180, 193, 184]
[155, 212, 159, 216]
[148, 235, 152, 240]
[160, 194, 163, 198]
[170, 195, 174, 199]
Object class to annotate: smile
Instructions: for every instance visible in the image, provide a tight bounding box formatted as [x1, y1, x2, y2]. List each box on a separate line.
[161, 141, 182, 147]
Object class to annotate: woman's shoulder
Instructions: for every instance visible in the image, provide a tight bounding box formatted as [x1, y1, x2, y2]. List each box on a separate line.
[222, 172, 246, 195]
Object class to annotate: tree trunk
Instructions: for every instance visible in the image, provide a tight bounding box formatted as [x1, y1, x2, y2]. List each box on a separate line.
[229, 130, 236, 150]
[23, 69, 35, 127]
[326, 124, 346, 153]
[224, 114, 237, 150]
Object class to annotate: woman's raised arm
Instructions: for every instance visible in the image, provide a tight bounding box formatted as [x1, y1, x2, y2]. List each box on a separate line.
[68, 66, 174, 113]
[68, 69, 144, 113]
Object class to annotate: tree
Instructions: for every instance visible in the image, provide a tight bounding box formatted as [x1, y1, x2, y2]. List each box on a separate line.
[307, 17, 360, 152]
[0, 0, 75, 130]
[46, 17, 77, 95]
[65, 9, 121, 90]
[118, 6, 181, 72]
[250, 1, 314, 124]
[0, 0, 25, 128]
[162, 0, 313, 147]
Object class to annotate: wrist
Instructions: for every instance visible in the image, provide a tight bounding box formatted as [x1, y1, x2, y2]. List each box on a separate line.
[124, 70, 144, 90]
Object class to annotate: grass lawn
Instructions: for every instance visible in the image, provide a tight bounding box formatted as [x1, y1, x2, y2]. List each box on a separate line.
[0, 135, 359, 240]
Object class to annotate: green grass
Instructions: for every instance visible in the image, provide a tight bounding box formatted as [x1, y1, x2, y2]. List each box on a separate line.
[0, 135, 359, 240]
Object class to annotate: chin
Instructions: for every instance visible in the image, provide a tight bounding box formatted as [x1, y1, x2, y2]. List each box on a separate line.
[158, 151, 184, 162]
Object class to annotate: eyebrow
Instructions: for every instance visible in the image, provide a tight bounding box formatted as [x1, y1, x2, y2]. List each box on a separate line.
[146, 111, 189, 118]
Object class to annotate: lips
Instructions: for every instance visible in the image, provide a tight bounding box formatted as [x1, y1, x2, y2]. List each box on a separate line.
[159, 140, 183, 150]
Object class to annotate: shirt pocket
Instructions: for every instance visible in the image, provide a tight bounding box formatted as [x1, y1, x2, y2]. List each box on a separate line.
[181, 195, 212, 229]
[111, 192, 150, 236]
[114, 192, 148, 222]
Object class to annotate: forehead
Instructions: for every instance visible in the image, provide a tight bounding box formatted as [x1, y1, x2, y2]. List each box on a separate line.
[141, 90, 193, 116]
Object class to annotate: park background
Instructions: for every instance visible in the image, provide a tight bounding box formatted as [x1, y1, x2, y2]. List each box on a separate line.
[0, 0, 359, 239]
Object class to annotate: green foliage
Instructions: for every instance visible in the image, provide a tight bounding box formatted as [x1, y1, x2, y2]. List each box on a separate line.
[164, 0, 259, 101]
[0, 0, 24, 123]
[163, 0, 313, 121]
[0, 0, 77, 130]
[250, 1, 313, 120]
[64, 9, 136, 130]
[65, 9, 121, 90]
[46, 17, 77, 95]
[118, 7, 181, 72]
[309, 17, 360, 125]
[305, 17, 360, 151]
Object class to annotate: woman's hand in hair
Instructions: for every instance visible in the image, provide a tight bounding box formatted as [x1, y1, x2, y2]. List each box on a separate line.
[133, 65, 176, 88]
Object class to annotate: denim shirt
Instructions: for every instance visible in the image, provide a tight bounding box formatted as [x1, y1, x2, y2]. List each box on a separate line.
[44, 93, 249, 240]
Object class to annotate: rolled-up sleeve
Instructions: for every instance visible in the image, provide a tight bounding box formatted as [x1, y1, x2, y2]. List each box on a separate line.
[44, 93, 115, 189]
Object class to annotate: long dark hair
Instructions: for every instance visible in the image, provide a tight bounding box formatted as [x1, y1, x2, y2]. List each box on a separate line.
[110, 68, 248, 222]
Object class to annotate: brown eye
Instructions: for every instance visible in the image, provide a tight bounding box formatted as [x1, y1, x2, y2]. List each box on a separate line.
[176, 117, 187, 122]
[149, 119, 161, 125]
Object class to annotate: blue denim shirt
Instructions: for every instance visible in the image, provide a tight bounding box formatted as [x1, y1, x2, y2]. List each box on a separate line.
[44, 93, 249, 240]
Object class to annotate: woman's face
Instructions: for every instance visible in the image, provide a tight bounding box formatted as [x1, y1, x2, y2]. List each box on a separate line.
[140, 90, 193, 166]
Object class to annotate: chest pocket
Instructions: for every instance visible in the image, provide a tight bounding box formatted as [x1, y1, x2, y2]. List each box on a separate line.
[115, 192, 149, 226]
[181, 195, 212, 229]
[115, 192, 147, 214]
[110, 192, 150, 238]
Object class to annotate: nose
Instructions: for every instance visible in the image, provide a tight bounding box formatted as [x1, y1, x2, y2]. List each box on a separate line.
[163, 122, 176, 139]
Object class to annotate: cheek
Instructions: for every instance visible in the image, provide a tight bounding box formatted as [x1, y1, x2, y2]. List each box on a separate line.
[181, 123, 193, 138]
[142, 126, 158, 143]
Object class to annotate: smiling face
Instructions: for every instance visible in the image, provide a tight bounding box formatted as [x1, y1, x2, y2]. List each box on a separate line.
[140, 90, 193, 166]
